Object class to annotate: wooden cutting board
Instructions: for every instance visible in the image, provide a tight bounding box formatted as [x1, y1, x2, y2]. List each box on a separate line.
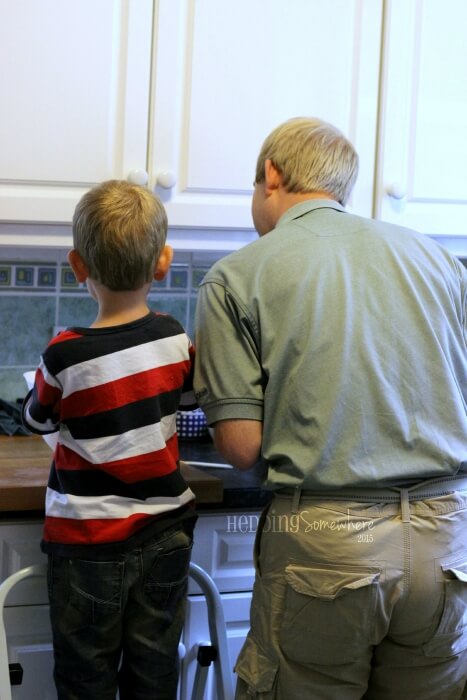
[0, 436, 223, 511]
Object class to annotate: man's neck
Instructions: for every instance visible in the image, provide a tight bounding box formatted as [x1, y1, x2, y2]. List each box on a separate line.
[278, 189, 336, 218]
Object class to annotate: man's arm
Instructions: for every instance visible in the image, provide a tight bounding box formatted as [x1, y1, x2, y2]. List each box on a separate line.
[213, 419, 262, 471]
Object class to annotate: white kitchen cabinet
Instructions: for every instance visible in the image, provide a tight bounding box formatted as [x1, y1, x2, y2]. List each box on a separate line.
[375, 0, 467, 237]
[150, 0, 382, 228]
[179, 591, 252, 700]
[189, 511, 258, 594]
[0, 0, 152, 229]
[0, 522, 47, 606]
[0, 521, 53, 700]
[0, 0, 381, 250]
[1, 1, 466, 248]
[4, 606, 54, 700]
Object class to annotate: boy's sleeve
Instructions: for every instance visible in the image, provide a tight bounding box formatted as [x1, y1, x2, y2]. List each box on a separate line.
[178, 340, 198, 411]
[22, 357, 62, 434]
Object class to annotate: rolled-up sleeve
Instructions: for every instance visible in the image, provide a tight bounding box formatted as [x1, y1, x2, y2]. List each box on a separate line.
[194, 277, 264, 425]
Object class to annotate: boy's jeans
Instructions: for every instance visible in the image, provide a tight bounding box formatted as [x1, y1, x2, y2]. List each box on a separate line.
[47, 518, 196, 700]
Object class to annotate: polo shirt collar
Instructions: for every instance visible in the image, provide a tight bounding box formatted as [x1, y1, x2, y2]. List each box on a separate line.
[277, 199, 346, 227]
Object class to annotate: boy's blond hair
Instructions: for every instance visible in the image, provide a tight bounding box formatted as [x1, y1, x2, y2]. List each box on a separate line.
[72, 180, 168, 291]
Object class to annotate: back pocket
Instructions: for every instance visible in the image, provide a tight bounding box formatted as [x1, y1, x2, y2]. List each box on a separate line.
[423, 558, 467, 658]
[279, 561, 380, 665]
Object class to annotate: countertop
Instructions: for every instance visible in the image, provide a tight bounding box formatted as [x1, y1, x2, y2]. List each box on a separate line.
[0, 435, 271, 514]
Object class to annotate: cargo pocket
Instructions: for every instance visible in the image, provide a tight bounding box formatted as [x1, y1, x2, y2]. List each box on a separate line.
[235, 634, 278, 696]
[423, 559, 467, 658]
[279, 561, 380, 665]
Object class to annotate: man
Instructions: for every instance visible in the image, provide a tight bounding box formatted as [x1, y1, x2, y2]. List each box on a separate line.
[194, 117, 467, 700]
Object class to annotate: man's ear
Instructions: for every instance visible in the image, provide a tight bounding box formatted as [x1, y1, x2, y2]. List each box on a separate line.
[264, 159, 282, 194]
[67, 249, 89, 283]
[154, 244, 174, 281]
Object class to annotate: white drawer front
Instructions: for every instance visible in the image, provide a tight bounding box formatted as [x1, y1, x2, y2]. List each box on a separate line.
[0, 521, 47, 606]
[190, 512, 260, 594]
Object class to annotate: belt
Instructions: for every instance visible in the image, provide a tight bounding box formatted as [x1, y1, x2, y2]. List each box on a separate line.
[276, 474, 467, 523]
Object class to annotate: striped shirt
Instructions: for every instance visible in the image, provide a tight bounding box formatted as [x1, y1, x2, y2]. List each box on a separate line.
[22, 311, 196, 554]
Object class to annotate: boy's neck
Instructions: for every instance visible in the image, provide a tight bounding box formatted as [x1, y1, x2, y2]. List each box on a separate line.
[90, 284, 152, 328]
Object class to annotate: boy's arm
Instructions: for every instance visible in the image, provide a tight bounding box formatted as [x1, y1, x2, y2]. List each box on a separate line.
[22, 359, 61, 434]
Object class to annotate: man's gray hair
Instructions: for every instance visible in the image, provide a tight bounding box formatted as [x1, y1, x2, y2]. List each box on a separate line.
[255, 117, 359, 205]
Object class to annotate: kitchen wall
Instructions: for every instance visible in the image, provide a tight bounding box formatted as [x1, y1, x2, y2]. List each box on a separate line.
[0, 246, 223, 402]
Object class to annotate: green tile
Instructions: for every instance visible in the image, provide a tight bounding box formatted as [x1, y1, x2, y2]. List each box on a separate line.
[38, 267, 57, 287]
[61, 266, 79, 288]
[169, 268, 188, 289]
[58, 296, 97, 328]
[0, 296, 56, 365]
[192, 268, 209, 289]
[0, 367, 35, 402]
[15, 266, 34, 287]
[148, 297, 188, 330]
[0, 267, 12, 286]
[187, 296, 198, 338]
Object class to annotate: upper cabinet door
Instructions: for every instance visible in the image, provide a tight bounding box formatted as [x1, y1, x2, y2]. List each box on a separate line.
[0, 0, 152, 224]
[149, 0, 382, 230]
[376, 0, 467, 236]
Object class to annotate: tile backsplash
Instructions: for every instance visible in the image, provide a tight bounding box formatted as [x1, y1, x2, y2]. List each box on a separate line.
[0, 248, 222, 401]
[2, 240, 466, 403]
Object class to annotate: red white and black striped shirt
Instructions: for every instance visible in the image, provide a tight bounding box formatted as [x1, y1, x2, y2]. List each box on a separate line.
[22, 311, 196, 556]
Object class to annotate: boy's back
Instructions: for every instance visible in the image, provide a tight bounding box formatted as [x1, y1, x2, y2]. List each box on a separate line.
[24, 310, 196, 554]
[21, 179, 197, 700]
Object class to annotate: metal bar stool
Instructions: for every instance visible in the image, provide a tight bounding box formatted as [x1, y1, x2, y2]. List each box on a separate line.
[0, 562, 234, 700]
[0, 564, 47, 700]
[187, 562, 234, 700]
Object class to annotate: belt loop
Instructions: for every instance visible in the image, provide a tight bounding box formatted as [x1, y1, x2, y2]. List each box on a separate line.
[291, 488, 302, 514]
[400, 489, 411, 523]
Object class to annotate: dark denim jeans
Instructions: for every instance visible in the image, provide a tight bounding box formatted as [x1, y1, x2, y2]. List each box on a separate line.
[47, 519, 195, 700]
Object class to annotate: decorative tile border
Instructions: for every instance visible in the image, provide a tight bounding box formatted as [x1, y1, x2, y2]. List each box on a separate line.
[0, 261, 61, 290]
[0, 267, 11, 285]
[0, 258, 212, 292]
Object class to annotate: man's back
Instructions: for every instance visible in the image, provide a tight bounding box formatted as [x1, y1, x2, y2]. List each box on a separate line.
[197, 200, 467, 488]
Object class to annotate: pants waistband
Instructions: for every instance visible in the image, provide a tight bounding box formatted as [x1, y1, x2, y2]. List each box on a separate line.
[276, 475, 467, 523]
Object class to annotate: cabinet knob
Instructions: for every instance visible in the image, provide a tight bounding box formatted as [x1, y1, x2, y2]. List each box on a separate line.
[386, 183, 406, 200]
[156, 171, 177, 189]
[127, 169, 149, 186]
[178, 642, 186, 659]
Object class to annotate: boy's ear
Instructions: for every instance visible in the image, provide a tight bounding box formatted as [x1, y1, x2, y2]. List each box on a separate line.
[154, 245, 174, 281]
[67, 249, 89, 283]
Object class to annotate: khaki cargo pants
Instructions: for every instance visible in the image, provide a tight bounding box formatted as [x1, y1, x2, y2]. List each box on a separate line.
[235, 477, 467, 700]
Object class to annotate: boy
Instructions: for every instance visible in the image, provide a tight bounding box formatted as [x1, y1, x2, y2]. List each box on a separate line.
[22, 180, 197, 700]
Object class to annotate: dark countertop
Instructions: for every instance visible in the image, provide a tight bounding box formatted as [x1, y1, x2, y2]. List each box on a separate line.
[179, 437, 272, 510]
